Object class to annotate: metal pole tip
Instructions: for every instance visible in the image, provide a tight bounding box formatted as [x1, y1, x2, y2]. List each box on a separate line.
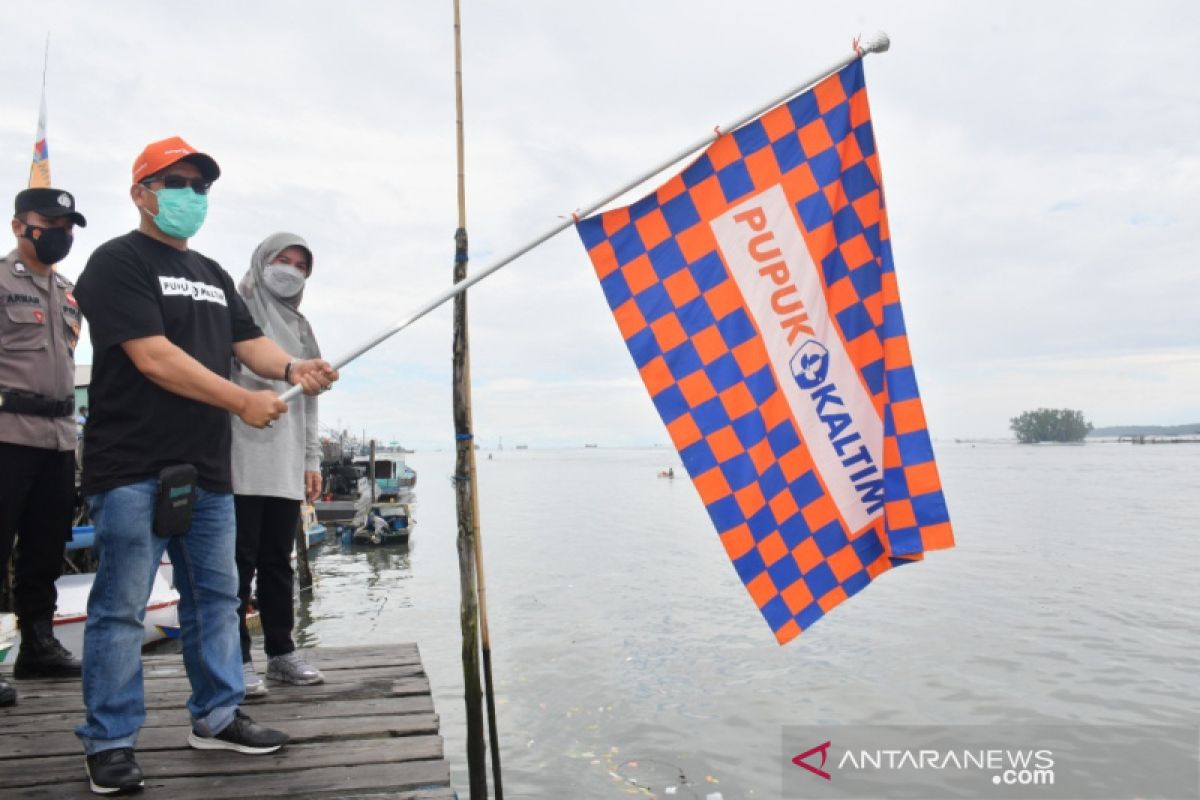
[859, 31, 891, 55]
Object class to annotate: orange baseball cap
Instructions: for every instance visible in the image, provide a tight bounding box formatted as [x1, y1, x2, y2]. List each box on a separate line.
[131, 136, 220, 184]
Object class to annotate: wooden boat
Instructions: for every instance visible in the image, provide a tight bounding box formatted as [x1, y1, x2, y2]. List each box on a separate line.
[301, 502, 328, 547]
[351, 502, 415, 545]
[314, 461, 372, 529]
[68, 525, 180, 645]
[0, 564, 179, 664]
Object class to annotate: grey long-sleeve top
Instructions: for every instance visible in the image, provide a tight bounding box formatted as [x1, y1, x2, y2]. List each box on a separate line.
[229, 366, 320, 501]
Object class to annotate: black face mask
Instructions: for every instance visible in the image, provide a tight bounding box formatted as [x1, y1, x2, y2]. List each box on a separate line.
[23, 224, 73, 266]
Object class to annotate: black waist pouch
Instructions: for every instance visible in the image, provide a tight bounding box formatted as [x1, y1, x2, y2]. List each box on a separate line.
[154, 464, 197, 538]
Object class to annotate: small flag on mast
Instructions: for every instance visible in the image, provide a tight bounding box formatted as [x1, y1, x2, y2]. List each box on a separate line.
[577, 59, 953, 644]
[29, 37, 51, 189]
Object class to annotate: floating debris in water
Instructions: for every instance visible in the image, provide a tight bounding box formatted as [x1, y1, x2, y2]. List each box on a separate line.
[613, 758, 701, 799]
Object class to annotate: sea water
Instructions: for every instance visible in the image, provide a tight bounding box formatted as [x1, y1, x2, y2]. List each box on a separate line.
[291, 442, 1200, 798]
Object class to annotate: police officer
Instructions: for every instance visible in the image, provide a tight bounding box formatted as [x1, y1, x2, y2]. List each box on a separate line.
[0, 187, 88, 706]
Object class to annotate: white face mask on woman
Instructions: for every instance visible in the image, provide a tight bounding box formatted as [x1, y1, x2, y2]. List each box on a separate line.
[263, 262, 307, 298]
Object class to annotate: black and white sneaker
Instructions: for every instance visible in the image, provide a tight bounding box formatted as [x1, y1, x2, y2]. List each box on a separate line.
[187, 709, 289, 754]
[85, 747, 144, 795]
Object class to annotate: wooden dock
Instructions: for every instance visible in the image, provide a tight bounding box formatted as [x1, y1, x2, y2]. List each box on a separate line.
[0, 644, 456, 799]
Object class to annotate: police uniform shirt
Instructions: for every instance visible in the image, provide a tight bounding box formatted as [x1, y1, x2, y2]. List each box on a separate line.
[0, 249, 79, 452]
[74, 231, 262, 495]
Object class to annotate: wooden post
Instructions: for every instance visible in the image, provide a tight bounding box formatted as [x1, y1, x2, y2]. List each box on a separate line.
[452, 310, 486, 799]
[369, 439, 377, 503]
[451, 1, 493, 796]
[294, 512, 313, 592]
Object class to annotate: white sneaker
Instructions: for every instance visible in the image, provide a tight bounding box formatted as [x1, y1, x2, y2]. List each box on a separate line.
[266, 651, 325, 685]
[243, 660, 269, 697]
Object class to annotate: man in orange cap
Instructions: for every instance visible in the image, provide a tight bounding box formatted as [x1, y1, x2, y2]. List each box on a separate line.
[72, 136, 339, 794]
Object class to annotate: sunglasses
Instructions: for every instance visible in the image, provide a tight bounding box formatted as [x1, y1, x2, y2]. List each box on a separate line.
[140, 175, 212, 195]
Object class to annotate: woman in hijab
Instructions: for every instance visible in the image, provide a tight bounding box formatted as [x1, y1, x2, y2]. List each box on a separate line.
[230, 232, 325, 695]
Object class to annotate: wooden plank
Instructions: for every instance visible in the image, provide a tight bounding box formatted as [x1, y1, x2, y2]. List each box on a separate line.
[1, 738, 444, 790]
[138, 662, 427, 686]
[0, 696, 436, 735]
[0, 645, 453, 798]
[14, 788, 457, 800]
[6, 659, 426, 687]
[306, 792, 457, 800]
[0, 669, 426, 701]
[0, 713, 441, 760]
[0, 676, 432, 716]
[157, 760, 453, 799]
[14, 759, 452, 800]
[5, 670, 428, 703]
[0, 644, 423, 678]
[139, 650, 425, 677]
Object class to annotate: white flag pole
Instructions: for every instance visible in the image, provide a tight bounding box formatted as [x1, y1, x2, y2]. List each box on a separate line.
[282, 32, 890, 402]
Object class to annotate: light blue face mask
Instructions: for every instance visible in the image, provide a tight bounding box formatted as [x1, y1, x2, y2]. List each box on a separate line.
[149, 187, 208, 239]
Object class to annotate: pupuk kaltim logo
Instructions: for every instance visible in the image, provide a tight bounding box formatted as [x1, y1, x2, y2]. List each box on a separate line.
[792, 740, 832, 780]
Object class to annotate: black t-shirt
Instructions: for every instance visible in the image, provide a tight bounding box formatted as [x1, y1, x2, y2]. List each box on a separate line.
[75, 231, 262, 494]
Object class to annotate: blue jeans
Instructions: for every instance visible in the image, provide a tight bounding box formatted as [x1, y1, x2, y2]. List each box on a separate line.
[76, 480, 244, 754]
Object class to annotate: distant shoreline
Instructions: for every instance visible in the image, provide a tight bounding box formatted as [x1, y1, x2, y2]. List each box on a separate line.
[1088, 423, 1200, 438]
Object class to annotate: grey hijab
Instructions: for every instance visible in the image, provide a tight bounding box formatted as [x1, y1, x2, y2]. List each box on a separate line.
[238, 232, 321, 360]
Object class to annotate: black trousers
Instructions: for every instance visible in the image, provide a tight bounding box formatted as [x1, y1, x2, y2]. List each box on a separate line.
[234, 494, 300, 663]
[0, 442, 73, 622]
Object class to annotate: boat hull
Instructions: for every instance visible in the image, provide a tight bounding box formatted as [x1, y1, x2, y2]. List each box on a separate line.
[0, 569, 179, 663]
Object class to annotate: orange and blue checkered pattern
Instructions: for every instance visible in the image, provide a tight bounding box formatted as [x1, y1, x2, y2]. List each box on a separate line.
[577, 60, 953, 644]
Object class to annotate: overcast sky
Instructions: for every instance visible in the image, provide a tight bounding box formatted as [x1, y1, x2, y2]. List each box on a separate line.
[3, 2, 1196, 447]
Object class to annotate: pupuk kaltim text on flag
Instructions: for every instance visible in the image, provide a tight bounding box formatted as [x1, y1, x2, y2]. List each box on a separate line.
[577, 60, 953, 644]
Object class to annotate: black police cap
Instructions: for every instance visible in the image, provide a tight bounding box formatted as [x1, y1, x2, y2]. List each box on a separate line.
[14, 188, 87, 227]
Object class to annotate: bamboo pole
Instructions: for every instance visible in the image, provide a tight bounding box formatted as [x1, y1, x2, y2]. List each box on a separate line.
[277, 32, 890, 404]
[368, 439, 377, 503]
[451, 1, 499, 796]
